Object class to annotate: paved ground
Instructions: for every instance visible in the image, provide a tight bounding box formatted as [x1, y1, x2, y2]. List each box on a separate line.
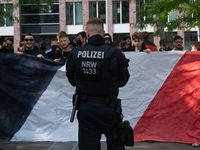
[0, 141, 198, 150]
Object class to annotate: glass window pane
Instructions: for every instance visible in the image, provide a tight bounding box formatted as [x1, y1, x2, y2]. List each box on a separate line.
[6, 4, 13, 26]
[0, 5, 5, 26]
[21, 5, 40, 14]
[112, 1, 120, 24]
[40, 5, 59, 13]
[66, 2, 73, 25]
[185, 31, 197, 50]
[169, 10, 177, 22]
[98, 2, 106, 23]
[21, 5, 59, 14]
[122, 1, 129, 23]
[75, 2, 82, 25]
[89, 2, 97, 18]
[165, 32, 177, 49]
[136, 0, 144, 23]
[21, 15, 59, 24]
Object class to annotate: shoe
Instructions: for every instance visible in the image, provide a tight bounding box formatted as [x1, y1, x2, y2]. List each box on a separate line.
[192, 143, 199, 147]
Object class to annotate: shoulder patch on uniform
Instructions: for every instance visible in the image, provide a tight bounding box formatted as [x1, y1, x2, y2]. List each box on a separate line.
[121, 50, 125, 56]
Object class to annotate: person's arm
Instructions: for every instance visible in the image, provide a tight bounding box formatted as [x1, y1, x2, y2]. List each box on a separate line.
[41, 51, 49, 59]
[37, 54, 44, 59]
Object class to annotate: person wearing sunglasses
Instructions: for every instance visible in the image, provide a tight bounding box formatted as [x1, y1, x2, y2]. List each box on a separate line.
[0, 38, 14, 53]
[20, 33, 49, 59]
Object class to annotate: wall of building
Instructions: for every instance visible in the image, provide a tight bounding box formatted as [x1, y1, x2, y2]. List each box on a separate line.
[0, 0, 198, 51]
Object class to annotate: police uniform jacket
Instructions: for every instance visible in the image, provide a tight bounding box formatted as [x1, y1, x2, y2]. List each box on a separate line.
[66, 34, 129, 98]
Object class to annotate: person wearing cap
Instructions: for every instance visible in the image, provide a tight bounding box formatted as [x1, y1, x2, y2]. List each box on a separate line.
[172, 35, 188, 51]
[123, 34, 133, 51]
[159, 39, 172, 51]
[103, 33, 112, 46]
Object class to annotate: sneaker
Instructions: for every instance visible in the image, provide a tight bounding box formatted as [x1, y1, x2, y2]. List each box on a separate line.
[192, 143, 199, 147]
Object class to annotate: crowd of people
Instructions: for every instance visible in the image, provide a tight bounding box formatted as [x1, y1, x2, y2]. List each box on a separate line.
[1, 17, 200, 148]
[1, 30, 200, 62]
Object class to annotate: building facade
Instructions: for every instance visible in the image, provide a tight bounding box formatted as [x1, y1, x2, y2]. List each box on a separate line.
[0, 0, 198, 51]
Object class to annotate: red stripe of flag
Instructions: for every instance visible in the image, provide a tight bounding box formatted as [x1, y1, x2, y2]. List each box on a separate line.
[134, 51, 200, 144]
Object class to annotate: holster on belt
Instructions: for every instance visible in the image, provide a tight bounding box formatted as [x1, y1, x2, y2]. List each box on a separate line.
[116, 99, 123, 122]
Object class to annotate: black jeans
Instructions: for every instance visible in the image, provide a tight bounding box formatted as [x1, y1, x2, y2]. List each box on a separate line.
[77, 103, 125, 150]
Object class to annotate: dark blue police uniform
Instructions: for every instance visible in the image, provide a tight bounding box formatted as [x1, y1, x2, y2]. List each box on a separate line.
[66, 34, 129, 150]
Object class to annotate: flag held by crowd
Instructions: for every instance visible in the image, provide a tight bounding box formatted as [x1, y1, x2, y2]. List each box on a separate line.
[0, 51, 200, 144]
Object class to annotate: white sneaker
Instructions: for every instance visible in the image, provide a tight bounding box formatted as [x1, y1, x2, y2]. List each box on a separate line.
[192, 143, 199, 147]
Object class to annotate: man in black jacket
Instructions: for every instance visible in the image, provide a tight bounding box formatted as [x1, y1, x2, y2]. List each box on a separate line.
[103, 33, 113, 46]
[159, 39, 172, 51]
[18, 33, 48, 59]
[66, 17, 130, 150]
[0, 38, 14, 53]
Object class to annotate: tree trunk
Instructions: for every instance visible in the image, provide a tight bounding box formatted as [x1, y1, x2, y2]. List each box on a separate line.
[159, 26, 165, 40]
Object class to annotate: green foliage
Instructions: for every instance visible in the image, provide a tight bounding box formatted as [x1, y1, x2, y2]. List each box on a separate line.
[0, 0, 53, 25]
[134, 0, 200, 35]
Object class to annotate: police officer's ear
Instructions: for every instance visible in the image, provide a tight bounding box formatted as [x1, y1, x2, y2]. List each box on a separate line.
[86, 30, 90, 39]
[102, 30, 105, 37]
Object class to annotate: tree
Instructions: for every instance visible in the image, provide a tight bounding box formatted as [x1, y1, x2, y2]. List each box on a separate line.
[0, 0, 53, 26]
[134, 0, 200, 40]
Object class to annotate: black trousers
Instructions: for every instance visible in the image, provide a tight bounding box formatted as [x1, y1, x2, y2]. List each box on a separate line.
[77, 103, 125, 150]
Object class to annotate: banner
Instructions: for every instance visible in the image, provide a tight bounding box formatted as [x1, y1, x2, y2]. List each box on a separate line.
[0, 51, 199, 144]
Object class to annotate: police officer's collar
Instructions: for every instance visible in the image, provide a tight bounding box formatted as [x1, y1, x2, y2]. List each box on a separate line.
[87, 35, 105, 46]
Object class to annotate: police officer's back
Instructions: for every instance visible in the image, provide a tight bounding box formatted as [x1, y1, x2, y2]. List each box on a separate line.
[66, 17, 130, 150]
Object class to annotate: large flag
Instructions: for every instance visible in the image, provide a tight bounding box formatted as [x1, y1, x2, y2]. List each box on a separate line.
[0, 53, 65, 140]
[0, 51, 199, 144]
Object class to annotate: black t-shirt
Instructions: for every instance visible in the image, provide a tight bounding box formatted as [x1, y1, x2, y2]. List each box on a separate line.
[23, 46, 49, 59]
[0, 48, 14, 53]
[54, 50, 70, 60]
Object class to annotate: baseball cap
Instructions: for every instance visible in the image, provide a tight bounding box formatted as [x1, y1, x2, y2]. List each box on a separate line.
[104, 35, 111, 39]
[160, 39, 169, 45]
[174, 35, 183, 41]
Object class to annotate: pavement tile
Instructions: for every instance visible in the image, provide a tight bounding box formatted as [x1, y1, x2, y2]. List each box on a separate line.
[0, 141, 198, 150]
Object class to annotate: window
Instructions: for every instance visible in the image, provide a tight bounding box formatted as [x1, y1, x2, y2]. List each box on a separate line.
[66, 2, 83, 25]
[168, 10, 177, 22]
[89, 2, 106, 23]
[113, 1, 129, 24]
[21, 4, 59, 24]
[136, 0, 151, 23]
[136, 0, 144, 23]
[0, 4, 13, 26]
[165, 32, 177, 48]
[185, 31, 197, 51]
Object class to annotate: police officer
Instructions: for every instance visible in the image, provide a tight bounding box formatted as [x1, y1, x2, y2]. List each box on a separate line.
[66, 17, 130, 150]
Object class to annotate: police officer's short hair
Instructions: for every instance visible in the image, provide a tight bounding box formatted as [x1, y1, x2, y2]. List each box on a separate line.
[86, 17, 103, 27]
